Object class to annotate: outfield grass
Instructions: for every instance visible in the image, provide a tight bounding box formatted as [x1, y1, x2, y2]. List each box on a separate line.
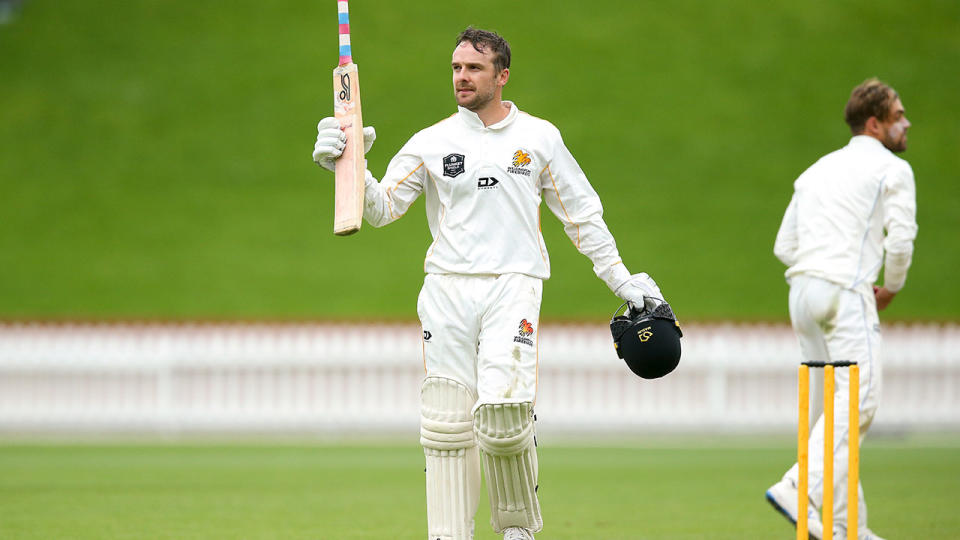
[0, 0, 958, 322]
[1, 438, 957, 539]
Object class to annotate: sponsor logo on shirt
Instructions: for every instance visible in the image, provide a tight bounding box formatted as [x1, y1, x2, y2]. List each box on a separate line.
[477, 176, 499, 190]
[443, 153, 465, 178]
[513, 318, 535, 346]
[507, 149, 532, 177]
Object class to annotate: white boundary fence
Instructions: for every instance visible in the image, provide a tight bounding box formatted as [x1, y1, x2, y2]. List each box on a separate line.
[1, 322, 958, 435]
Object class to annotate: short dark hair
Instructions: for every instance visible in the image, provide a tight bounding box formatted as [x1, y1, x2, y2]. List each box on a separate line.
[455, 26, 511, 73]
[844, 78, 899, 134]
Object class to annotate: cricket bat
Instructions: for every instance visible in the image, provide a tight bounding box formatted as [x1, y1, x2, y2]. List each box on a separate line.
[332, 0, 364, 236]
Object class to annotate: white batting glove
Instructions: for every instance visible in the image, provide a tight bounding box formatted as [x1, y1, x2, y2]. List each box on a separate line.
[361, 126, 376, 154]
[615, 272, 665, 313]
[313, 117, 345, 171]
[312, 119, 378, 172]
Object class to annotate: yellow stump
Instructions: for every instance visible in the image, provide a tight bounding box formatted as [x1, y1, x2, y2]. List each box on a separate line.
[848, 365, 860, 540]
[823, 364, 835, 540]
[797, 365, 810, 540]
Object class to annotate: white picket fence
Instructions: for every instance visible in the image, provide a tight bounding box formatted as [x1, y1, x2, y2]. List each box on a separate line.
[0, 322, 958, 435]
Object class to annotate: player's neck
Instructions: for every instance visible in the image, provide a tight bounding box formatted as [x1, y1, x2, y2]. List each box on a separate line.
[475, 99, 510, 127]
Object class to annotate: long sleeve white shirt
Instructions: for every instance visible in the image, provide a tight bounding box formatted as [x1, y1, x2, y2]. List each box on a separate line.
[362, 102, 631, 293]
[774, 135, 918, 293]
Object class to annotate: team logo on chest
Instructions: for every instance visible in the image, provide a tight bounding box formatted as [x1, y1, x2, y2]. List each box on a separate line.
[442, 153, 465, 178]
[507, 149, 532, 177]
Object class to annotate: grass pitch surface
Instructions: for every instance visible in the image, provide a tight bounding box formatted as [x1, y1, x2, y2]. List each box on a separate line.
[1, 438, 957, 539]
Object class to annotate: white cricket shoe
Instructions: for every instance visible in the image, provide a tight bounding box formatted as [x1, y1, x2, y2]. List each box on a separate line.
[502, 526, 535, 540]
[765, 478, 824, 539]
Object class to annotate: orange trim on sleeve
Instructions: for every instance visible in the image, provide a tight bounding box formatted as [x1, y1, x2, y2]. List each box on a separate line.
[422, 333, 428, 375]
[536, 206, 548, 264]
[542, 165, 581, 248]
[533, 316, 540, 406]
[386, 162, 424, 220]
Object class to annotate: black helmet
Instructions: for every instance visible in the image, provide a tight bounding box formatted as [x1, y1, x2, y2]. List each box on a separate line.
[610, 301, 683, 379]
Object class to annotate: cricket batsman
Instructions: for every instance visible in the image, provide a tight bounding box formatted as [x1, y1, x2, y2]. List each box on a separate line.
[313, 27, 667, 540]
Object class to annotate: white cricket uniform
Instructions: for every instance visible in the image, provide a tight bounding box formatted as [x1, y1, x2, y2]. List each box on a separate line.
[773, 135, 917, 531]
[362, 102, 631, 405]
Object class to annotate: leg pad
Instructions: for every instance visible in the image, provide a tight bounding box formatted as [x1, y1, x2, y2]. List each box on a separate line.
[474, 402, 542, 533]
[421, 377, 481, 540]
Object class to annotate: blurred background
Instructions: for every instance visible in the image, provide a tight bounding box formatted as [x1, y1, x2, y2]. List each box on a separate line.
[1, 0, 958, 431]
[1, 0, 957, 434]
[1, 0, 957, 322]
[1, 1, 958, 538]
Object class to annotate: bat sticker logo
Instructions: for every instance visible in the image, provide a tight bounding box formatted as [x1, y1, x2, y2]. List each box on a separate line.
[338, 73, 351, 102]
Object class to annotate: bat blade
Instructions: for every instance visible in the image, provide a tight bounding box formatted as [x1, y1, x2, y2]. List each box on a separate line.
[333, 62, 364, 236]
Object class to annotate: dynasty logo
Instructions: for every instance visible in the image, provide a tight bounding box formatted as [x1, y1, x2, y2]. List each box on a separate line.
[478, 176, 499, 190]
[507, 149, 532, 177]
[513, 318, 535, 346]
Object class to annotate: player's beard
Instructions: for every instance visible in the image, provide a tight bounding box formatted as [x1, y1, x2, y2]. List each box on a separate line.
[881, 124, 908, 153]
[456, 84, 497, 112]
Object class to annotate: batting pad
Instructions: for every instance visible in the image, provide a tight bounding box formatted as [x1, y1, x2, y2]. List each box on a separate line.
[420, 377, 481, 540]
[474, 402, 542, 533]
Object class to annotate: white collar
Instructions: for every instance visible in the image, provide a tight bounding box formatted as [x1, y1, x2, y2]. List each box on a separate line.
[849, 134, 885, 149]
[456, 101, 519, 130]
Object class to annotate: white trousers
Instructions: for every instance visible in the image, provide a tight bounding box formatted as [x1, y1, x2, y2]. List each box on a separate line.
[783, 275, 882, 532]
[418, 273, 544, 539]
[417, 273, 542, 407]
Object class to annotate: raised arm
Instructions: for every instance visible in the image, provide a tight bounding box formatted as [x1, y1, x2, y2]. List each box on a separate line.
[362, 145, 426, 228]
[313, 117, 424, 228]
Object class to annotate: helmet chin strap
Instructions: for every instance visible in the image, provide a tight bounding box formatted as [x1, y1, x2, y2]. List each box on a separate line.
[612, 301, 633, 319]
[611, 301, 681, 330]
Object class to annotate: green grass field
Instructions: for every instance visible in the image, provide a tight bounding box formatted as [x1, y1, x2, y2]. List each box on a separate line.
[1, 0, 958, 322]
[1, 438, 958, 539]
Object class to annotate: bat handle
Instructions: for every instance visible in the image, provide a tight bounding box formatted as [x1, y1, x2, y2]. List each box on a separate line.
[337, 0, 353, 65]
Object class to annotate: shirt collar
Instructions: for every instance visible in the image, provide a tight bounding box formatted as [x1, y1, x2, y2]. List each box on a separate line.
[456, 101, 519, 130]
[848, 134, 885, 149]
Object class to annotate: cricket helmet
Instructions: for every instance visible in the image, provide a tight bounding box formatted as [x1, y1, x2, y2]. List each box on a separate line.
[610, 301, 683, 379]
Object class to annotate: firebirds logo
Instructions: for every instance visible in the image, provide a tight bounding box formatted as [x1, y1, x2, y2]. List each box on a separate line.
[513, 319, 535, 346]
[513, 150, 531, 167]
[507, 149, 532, 177]
[519, 319, 534, 336]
